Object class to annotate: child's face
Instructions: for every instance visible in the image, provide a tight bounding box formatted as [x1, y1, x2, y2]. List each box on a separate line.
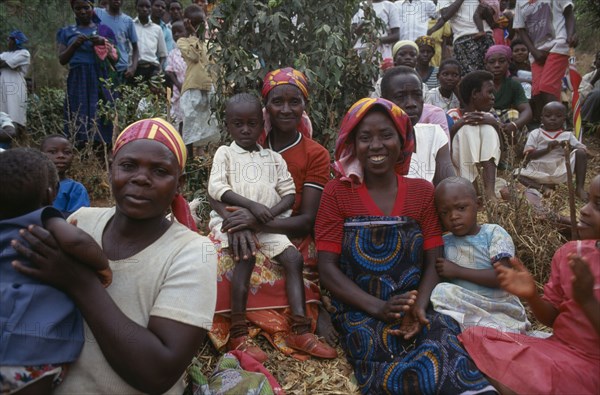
[438, 64, 461, 91]
[436, 185, 480, 236]
[41, 137, 74, 177]
[171, 24, 186, 42]
[485, 53, 509, 80]
[541, 103, 566, 131]
[578, 176, 600, 240]
[472, 80, 495, 112]
[512, 44, 529, 64]
[226, 101, 264, 150]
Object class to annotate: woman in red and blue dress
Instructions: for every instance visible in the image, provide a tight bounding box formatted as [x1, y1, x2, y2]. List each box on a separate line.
[316, 97, 495, 394]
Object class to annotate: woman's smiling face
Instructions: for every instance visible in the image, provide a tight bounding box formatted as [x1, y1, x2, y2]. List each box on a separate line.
[354, 109, 401, 179]
[110, 140, 182, 220]
[265, 85, 305, 134]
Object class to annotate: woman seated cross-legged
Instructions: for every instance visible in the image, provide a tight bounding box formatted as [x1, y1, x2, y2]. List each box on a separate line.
[315, 97, 495, 394]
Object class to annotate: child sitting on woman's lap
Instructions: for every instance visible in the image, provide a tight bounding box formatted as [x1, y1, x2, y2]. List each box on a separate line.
[430, 176, 529, 333]
[208, 93, 336, 362]
[0, 148, 110, 394]
[516, 101, 588, 200]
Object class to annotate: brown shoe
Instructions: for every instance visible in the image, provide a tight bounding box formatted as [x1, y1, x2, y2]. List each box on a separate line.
[285, 332, 338, 359]
[227, 335, 268, 363]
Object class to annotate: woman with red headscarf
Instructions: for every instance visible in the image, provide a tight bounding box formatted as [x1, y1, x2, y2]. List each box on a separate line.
[208, 68, 337, 361]
[316, 98, 494, 394]
[11, 118, 217, 394]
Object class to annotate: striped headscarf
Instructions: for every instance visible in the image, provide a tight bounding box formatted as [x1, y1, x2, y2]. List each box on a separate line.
[259, 67, 313, 145]
[113, 118, 197, 231]
[334, 98, 414, 184]
[392, 40, 419, 58]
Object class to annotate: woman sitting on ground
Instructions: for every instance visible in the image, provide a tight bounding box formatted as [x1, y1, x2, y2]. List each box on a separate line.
[316, 97, 495, 394]
[11, 118, 217, 394]
[207, 68, 336, 360]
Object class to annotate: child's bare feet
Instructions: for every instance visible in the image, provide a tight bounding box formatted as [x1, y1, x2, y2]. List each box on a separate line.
[316, 303, 338, 347]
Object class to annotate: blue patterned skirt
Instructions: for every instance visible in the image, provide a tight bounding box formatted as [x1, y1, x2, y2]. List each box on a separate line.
[332, 216, 493, 394]
[64, 63, 113, 143]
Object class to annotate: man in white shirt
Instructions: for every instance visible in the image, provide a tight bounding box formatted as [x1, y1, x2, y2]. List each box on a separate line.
[395, 0, 438, 41]
[352, 0, 400, 61]
[133, 0, 168, 82]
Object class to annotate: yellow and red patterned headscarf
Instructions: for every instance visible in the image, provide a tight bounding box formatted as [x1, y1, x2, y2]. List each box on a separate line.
[261, 67, 309, 100]
[259, 67, 313, 145]
[334, 98, 414, 184]
[113, 118, 197, 231]
[114, 118, 187, 170]
[415, 35, 436, 53]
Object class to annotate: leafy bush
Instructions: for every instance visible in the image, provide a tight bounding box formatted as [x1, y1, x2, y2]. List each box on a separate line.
[208, 0, 380, 150]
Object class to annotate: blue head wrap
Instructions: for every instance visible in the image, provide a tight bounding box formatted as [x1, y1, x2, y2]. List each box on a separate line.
[8, 31, 28, 49]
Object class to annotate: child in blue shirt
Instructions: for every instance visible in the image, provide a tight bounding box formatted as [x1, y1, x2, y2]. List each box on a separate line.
[0, 148, 110, 394]
[40, 135, 90, 217]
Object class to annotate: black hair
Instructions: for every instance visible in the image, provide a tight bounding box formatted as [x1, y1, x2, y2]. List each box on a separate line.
[225, 93, 263, 118]
[459, 70, 494, 105]
[0, 148, 56, 219]
[151, 0, 166, 5]
[435, 176, 478, 202]
[40, 134, 70, 151]
[510, 38, 527, 50]
[168, 0, 181, 9]
[183, 3, 205, 27]
[380, 66, 422, 100]
[438, 58, 461, 74]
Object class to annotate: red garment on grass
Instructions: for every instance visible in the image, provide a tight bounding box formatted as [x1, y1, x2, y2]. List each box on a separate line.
[460, 240, 600, 394]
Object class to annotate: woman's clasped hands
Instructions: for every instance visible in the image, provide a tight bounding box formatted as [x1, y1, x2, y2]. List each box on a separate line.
[377, 290, 430, 340]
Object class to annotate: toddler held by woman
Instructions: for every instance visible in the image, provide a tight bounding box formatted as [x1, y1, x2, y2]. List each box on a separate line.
[0, 148, 110, 394]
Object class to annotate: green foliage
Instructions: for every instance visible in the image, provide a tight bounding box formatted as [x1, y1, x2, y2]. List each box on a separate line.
[96, 75, 168, 143]
[574, 0, 600, 52]
[208, 0, 380, 150]
[26, 88, 66, 142]
[0, 0, 72, 88]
